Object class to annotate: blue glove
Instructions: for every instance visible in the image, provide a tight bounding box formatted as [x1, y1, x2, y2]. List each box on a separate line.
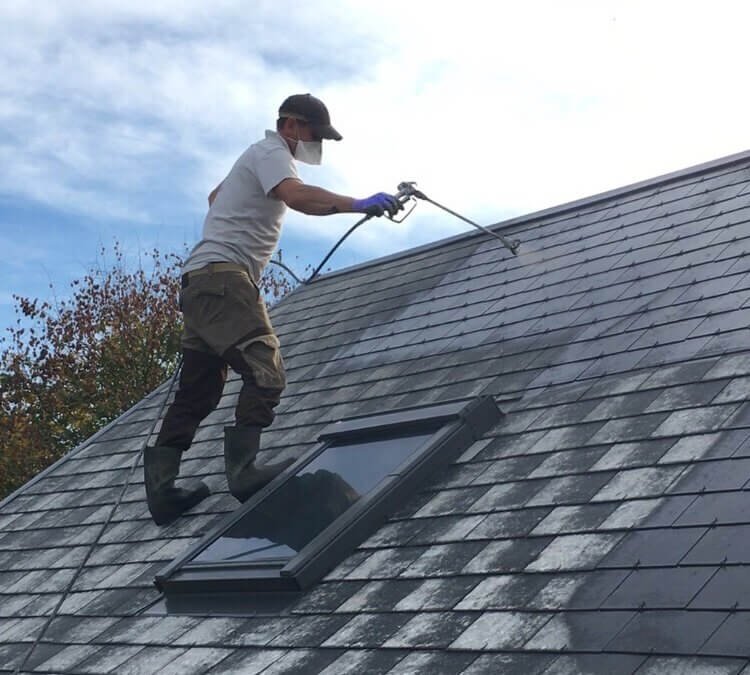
[353, 192, 403, 217]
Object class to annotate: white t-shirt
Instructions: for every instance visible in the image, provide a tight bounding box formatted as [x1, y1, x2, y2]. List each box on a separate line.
[183, 130, 298, 283]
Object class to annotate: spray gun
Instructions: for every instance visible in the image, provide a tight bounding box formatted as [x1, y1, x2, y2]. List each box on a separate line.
[303, 180, 521, 283]
[393, 181, 521, 255]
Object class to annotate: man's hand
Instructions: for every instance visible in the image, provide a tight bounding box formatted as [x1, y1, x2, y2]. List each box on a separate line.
[353, 192, 403, 218]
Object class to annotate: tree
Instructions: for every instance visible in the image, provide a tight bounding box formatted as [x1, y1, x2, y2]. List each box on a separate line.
[0, 242, 299, 500]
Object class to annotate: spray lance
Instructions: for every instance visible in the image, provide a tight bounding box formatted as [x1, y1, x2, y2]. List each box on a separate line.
[302, 181, 521, 284]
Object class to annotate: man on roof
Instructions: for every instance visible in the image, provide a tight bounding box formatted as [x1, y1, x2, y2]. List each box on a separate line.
[144, 93, 403, 525]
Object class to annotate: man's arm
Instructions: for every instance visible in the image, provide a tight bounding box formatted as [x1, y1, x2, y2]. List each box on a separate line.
[272, 178, 355, 215]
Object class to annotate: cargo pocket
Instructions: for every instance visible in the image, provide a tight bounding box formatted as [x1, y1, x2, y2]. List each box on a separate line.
[183, 275, 227, 330]
[232, 333, 287, 390]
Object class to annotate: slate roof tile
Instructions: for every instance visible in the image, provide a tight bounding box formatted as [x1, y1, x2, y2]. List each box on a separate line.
[637, 655, 748, 675]
[399, 542, 486, 578]
[345, 547, 424, 580]
[267, 615, 349, 648]
[313, 648, 405, 675]
[73, 644, 144, 673]
[321, 613, 414, 648]
[449, 611, 552, 650]
[455, 574, 550, 611]
[382, 651, 477, 675]
[30, 644, 102, 672]
[601, 526, 709, 568]
[541, 654, 647, 675]
[463, 538, 553, 574]
[392, 576, 481, 611]
[381, 611, 476, 649]
[602, 567, 717, 609]
[333, 579, 421, 613]
[525, 609, 636, 651]
[460, 653, 557, 675]
[599, 495, 696, 530]
[526, 533, 623, 571]
[605, 609, 727, 654]
[592, 465, 687, 501]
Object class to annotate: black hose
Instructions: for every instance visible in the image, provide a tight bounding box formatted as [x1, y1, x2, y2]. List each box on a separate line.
[306, 213, 373, 283]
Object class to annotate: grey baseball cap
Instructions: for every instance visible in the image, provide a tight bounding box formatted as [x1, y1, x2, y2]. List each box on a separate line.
[278, 93, 342, 141]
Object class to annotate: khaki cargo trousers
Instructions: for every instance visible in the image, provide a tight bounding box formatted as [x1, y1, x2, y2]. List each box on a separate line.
[156, 262, 287, 452]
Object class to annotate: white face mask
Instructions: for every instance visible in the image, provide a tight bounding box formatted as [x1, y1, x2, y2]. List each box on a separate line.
[294, 138, 322, 165]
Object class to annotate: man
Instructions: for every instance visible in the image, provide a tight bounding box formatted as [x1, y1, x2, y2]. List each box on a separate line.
[144, 93, 402, 526]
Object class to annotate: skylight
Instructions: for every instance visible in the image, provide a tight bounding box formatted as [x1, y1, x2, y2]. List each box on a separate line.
[155, 396, 502, 614]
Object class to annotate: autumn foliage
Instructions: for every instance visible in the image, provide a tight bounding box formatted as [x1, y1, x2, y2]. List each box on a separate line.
[0, 242, 297, 500]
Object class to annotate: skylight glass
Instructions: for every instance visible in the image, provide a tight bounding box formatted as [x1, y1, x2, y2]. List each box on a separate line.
[192, 432, 432, 566]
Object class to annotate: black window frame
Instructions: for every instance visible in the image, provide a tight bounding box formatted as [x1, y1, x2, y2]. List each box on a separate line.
[155, 396, 502, 610]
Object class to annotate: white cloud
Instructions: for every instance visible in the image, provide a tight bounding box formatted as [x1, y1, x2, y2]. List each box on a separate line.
[1, 0, 750, 267]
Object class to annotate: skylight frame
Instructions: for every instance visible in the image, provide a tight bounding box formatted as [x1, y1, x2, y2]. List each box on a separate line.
[155, 396, 502, 610]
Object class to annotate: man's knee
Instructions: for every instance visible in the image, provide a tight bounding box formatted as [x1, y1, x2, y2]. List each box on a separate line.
[223, 333, 286, 391]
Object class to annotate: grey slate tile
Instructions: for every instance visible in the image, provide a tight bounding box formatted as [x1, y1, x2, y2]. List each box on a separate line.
[467, 480, 544, 511]
[221, 617, 297, 648]
[315, 649, 406, 675]
[267, 615, 349, 648]
[671, 458, 750, 493]
[531, 502, 618, 535]
[67, 644, 144, 673]
[333, 580, 422, 613]
[463, 538, 553, 574]
[525, 610, 636, 651]
[690, 566, 750, 610]
[411, 486, 490, 518]
[674, 492, 750, 527]
[290, 581, 365, 614]
[95, 615, 198, 645]
[321, 612, 415, 648]
[28, 644, 102, 672]
[682, 525, 750, 565]
[701, 613, 750, 658]
[393, 576, 482, 611]
[527, 533, 623, 571]
[246, 649, 343, 675]
[600, 495, 696, 530]
[541, 654, 646, 675]
[382, 611, 476, 648]
[383, 651, 477, 675]
[146, 647, 234, 675]
[636, 655, 747, 675]
[605, 610, 727, 654]
[467, 507, 551, 540]
[600, 527, 708, 568]
[449, 611, 552, 650]
[43, 616, 119, 644]
[345, 547, 425, 580]
[460, 653, 557, 675]
[527, 473, 615, 507]
[455, 574, 550, 611]
[592, 465, 686, 501]
[173, 617, 252, 647]
[602, 567, 717, 609]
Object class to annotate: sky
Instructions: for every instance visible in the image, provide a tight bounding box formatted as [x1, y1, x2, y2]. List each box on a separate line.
[1, 0, 750, 334]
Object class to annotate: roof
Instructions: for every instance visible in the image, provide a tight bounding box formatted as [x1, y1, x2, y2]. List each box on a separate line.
[4, 150, 750, 673]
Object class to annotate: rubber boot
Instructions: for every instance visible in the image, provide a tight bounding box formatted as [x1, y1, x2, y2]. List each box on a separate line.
[144, 445, 210, 526]
[224, 425, 294, 502]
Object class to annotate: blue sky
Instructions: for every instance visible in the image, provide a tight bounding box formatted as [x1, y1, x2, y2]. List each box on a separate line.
[2, 1, 750, 333]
